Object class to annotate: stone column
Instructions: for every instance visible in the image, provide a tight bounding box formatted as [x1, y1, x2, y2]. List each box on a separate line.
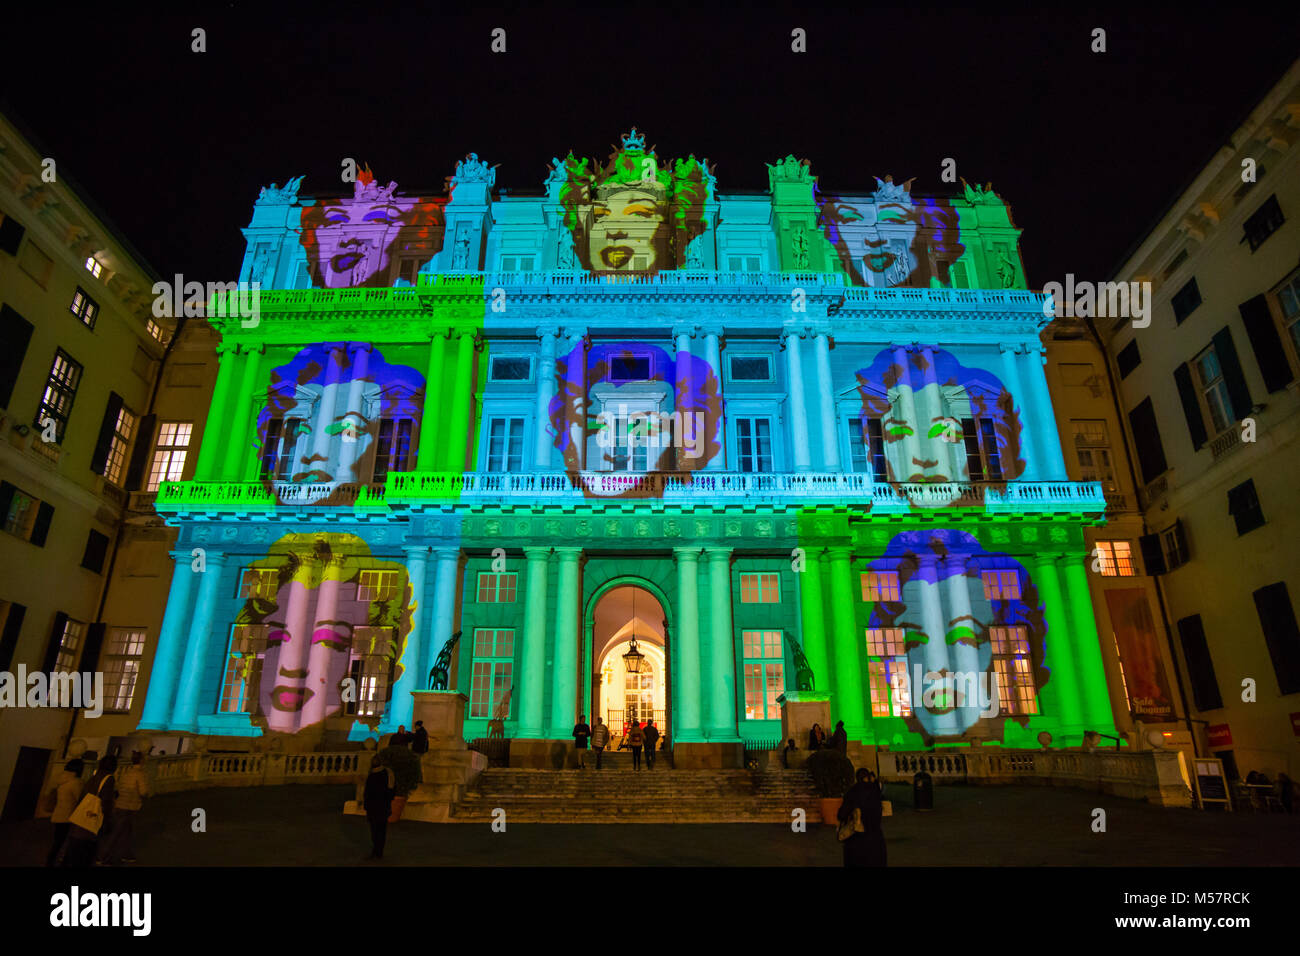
[1060, 557, 1119, 733]
[535, 327, 559, 470]
[706, 547, 740, 739]
[221, 345, 263, 481]
[517, 547, 551, 738]
[417, 330, 447, 470]
[814, 332, 839, 471]
[194, 344, 238, 480]
[388, 546, 430, 729]
[673, 548, 703, 740]
[703, 330, 725, 470]
[1032, 553, 1083, 730]
[426, 548, 461, 682]
[138, 551, 198, 730]
[446, 330, 477, 474]
[797, 546, 831, 691]
[782, 329, 812, 471]
[891, 346, 919, 481]
[673, 325, 694, 469]
[943, 553, 986, 727]
[558, 330, 588, 470]
[170, 550, 227, 732]
[998, 343, 1037, 481]
[308, 345, 346, 465]
[549, 548, 581, 736]
[1023, 344, 1068, 480]
[919, 345, 958, 481]
[826, 547, 866, 738]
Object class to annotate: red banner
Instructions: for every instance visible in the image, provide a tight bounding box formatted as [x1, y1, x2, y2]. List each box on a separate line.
[1105, 588, 1174, 721]
[1207, 723, 1232, 747]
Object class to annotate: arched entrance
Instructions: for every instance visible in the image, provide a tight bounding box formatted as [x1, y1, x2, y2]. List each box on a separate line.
[590, 584, 669, 741]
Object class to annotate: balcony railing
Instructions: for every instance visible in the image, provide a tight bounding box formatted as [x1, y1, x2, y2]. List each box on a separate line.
[155, 479, 388, 513]
[1209, 427, 1243, 462]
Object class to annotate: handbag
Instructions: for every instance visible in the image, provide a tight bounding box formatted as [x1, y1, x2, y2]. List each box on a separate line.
[67, 776, 110, 835]
[881, 800, 893, 817]
[836, 807, 865, 842]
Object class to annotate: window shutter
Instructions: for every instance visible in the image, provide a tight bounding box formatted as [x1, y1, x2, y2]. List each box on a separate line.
[1172, 363, 1207, 450]
[90, 391, 125, 476]
[1138, 533, 1166, 576]
[0, 602, 26, 671]
[1127, 398, 1168, 483]
[1211, 326, 1252, 420]
[1176, 615, 1222, 711]
[81, 622, 107, 673]
[1238, 295, 1294, 392]
[81, 530, 110, 573]
[124, 413, 156, 490]
[0, 304, 35, 409]
[0, 214, 24, 256]
[0, 481, 14, 524]
[42, 612, 68, 674]
[30, 501, 54, 546]
[1252, 582, 1300, 695]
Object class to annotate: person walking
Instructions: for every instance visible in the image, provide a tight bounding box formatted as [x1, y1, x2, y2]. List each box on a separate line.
[837, 768, 887, 867]
[43, 759, 85, 867]
[411, 721, 429, 755]
[642, 719, 660, 770]
[573, 714, 592, 769]
[362, 755, 397, 860]
[829, 720, 848, 755]
[101, 752, 150, 865]
[628, 720, 644, 771]
[59, 754, 117, 868]
[591, 717, 611, 770]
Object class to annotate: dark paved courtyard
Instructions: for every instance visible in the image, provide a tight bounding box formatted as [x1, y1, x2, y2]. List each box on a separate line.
[3, 784, 1297, 866]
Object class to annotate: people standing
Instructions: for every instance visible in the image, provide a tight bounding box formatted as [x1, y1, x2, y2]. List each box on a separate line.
[830, 720, 848, 755]
[390, 725, 411, 748]
[363, 755, 397, 860]
[591, 717, 611, 770]
[628, 720, 644, 771]
[808, 723, 826, 750]
[573, 714, 592, 769]
[101, 752, 150, 865]
[44, 759, 84, 867]
[411, 721, 429, 755]
[642, 719, 660, 770]
[838, 768, 887, 867]
[59, 754, 117, 868]
[781, 739, 797, 769]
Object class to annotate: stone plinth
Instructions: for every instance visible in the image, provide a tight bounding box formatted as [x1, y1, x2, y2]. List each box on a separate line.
[412, 691, 470, 750]
[672, 741, 744, 769]
[509, 739, 570, 769]
[777, 692, 831, 769]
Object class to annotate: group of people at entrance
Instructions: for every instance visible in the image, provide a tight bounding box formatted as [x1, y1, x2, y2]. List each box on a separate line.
[571, 715, 660, 769]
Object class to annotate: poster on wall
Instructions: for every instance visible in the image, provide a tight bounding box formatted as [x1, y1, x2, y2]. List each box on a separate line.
[1105, 587, 1174, 721]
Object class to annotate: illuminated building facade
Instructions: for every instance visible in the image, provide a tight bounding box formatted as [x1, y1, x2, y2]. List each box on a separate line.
[136, 132, 1119, 766]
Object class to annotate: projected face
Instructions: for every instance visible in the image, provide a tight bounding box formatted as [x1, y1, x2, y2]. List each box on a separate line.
[589, 187, 666, 272]
[861, 201, 920, 284]
[276, 381, 379, 504]
[817, 192, 964, 289]
[310, 195, 418, 288]
[898, 576, 995, 738]
[882, 382, 968, 488]
[258, 578, 359, 732]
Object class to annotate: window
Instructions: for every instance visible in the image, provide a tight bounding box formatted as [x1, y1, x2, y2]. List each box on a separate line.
[52, 618, 85, 673]
[1116, 339, 1141, 379]
[0, 599, 27, 672]
[69, 288, 99, 329]
[470, 628, 514, 718]
[81, 529, 110, 574]
[36, 349, 83, 442]
[102, 628, 146, 712]
[238, 568, 278, 601]
[101, 403, 137, 485]
[0, 481, 53, 545]
[727, 255, 762, 272]
[20, 241, 54, 287]
[145, 319, 166, 343]
[742, 629, 784, 720]
[1162, 249, 1188, 279]
[729, 355, 772, 382]
[372, 418, 414, 481]
[735, 417, 773, 473]
[1072, 420, 1116, 490]
[294, 260, 314, 289]
[396, 257, 419, 285]
[147, 422, 192, 490]
[499, 255, 536, 272]
[982, 570, 1021, 600]
[866, 628, 910, 717]
[261, 417, 307, 480]
[862, 571, 900, 602]
[356, 570, 400, 603]
[485, 417, 525, 473]
[1177, 615, 1222, 710]
[84, 256, 104, 279]
[1127, 398, 1168, 484]
[1243, 194, 1284, 252]
[1161, 521, 1190, 570]
[847, 417, 887, 480]
[489, 356, 532, 382]
[1252, 582, 1300, 695]
[739, 572, 779, 603]
[1279, 273, 1300, 358]
[1193, 345, 1233, 434]
[347, 626, 397, 717]
[477, 572, 519, 604]
[1094, 541, 1136, 576]
[1227, 479, 1264, 535]
[1171, 277, 1201, 324]
[220, 625, 265, 713]
[961, 418, 1002, 481]
[949, 260, 970, 289]
[609, 354, 651, 382]
[990, 626, 1038, 715]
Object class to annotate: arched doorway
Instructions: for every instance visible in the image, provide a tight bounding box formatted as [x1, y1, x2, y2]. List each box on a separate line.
[591, 585, 668, 741]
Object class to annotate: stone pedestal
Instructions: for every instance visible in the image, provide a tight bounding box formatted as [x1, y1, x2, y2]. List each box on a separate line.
[509, 739, 570, 769]
[672, 741, 744, 769]
[778, 692, 831, 769]
[412, 691, 470, 751]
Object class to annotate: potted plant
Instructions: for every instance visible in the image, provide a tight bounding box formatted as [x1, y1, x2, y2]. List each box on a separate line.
[379, 745, 422, 821]
[806, 748, 855, 825]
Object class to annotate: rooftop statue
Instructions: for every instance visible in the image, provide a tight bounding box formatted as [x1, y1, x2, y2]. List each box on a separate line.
[353, 164, 399, 202]
[961, 177, 1000, 205]
[621, 127, 646, 150]
[872, 174, 916, 204]
[767, 154, 814, 187]
[449, 152, 497, 188]
[257, 175, 305, 205]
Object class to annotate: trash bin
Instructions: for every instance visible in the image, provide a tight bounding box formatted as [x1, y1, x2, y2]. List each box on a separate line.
[913, 770, 934, 811]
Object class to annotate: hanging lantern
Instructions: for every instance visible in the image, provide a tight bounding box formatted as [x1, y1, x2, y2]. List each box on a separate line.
[623, 638, 645, 674]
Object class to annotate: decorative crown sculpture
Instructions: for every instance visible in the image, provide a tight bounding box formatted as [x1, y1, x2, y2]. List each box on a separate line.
[873, 174, 916, 204]
[354, 164, 399, 202]
[621, 128, 646, 150]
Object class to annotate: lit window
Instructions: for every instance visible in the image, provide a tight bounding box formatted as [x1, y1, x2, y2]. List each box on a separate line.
[1095, 541, 1136, 576]
[2, 484, 41, 541]
[84, 256, 104, 279]
[990, 626, 1038, 715]
[739, 572, 779, 603]
[861, 571, 900, 602]
[103, 628, 146, 712]
[238, 568, 278, 601]
[1072, 420, 1117, 491]
[69, 288, 99, 329]
[477, 572, 519, 604]
[53, 618, 85, 673]
[1278, 273, 1300, 359]
[982, 570, 1021, 601]
[36, 349, 83, 443]
[741, 629, 784, 720]
[102, 405, 137, 485]
[147, 422, 192, 490]
[346, 626, 398, 717]
[145, 319, 166, 343]
[866, 628, 910, 717]
[470, 628, 514, 718]
[220, 625, 266, 713]
[357, 570, 400, 602]
[847, 417, 887, 480]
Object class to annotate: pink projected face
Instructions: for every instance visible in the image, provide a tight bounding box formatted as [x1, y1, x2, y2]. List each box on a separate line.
[257, 578, 358, 733]
[308, 194, 419, 288]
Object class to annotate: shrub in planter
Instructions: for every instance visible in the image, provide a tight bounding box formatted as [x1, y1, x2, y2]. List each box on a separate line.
[379, 745, 422, 796]
[806, 748, 855, 825]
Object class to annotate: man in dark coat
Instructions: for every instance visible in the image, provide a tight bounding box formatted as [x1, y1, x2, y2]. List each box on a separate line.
[829, 720, 848, 754]
[837, 768, 887, 867]
[363, 756, 397, 860]
[411, 721, 429, 755]
[642, 719, 660, 770]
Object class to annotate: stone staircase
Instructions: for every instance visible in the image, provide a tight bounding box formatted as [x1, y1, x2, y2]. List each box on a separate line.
[449, 767, 823, 823]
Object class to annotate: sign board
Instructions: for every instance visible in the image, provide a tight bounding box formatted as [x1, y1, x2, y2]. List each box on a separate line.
[1206, 724, 1232, 747]
[1192, 757, 1231, 810]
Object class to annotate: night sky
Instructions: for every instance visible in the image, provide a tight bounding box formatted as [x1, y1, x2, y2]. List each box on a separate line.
[4, 5, 1297, 288]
